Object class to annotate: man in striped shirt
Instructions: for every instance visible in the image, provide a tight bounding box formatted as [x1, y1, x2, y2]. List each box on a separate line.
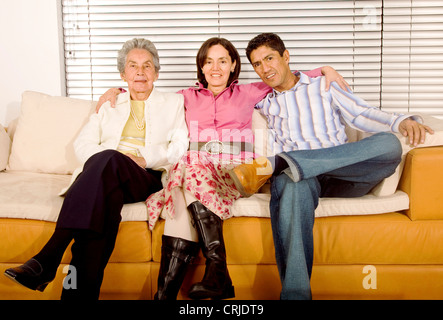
[230, 33, 433, 300]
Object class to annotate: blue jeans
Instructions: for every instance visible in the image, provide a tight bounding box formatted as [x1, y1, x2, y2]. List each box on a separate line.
[269, 132, 402, 299]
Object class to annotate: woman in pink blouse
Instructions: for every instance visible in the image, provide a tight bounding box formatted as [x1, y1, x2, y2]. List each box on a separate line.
[98, 37, 347, 300]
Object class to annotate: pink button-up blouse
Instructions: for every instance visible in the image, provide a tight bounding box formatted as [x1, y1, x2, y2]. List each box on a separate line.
[178, 68, 322, 145]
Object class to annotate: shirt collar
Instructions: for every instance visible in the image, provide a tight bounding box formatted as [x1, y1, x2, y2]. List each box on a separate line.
[193, 79, 239, 92]
[272, 71, 312, 96]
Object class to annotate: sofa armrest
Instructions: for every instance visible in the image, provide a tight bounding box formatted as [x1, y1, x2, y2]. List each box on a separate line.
[0, 125, 11, 171]
[398, 146, 443, 220]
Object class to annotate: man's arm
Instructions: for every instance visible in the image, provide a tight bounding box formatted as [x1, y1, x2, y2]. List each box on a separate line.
[329, 82, 433, 146]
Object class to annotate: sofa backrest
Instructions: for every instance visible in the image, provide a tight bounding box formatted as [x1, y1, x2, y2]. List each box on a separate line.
[0, 124, 10, 171]
[4, 90, 443, 197]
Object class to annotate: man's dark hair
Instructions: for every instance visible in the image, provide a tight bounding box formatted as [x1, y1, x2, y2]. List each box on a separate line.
[246, 33, 287, 63]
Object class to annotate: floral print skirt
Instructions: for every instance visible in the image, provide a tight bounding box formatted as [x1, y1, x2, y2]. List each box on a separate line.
[146, 151, 247, 230]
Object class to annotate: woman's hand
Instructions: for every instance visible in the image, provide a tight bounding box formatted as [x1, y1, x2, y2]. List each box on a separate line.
[95, 88, 122, 113]
[321, 66, 351, 92]
[125, 153, 147, 168]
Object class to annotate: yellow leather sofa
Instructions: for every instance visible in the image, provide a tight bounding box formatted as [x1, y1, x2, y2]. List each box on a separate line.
[1, 91, 443, 300]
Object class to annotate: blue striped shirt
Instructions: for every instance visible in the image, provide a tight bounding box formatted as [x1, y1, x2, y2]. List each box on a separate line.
[255, 72, 411, 155]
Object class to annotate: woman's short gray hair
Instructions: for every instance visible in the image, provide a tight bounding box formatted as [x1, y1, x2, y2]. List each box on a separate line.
[117, 38, 160, 73]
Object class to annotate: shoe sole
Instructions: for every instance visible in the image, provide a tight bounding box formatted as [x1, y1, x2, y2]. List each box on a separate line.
[4, 271, 49, 292]
[188, 285, 235, 300]
[228, 169, 253, 198]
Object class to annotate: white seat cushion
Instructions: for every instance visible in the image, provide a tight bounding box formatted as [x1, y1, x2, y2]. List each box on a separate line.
[231, 190, 409, 218]
[0, 171, 409, 222]
[0, 171, 148, 222]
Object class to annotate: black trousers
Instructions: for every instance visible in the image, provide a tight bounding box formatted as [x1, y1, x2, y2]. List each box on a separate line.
[55, 150, 162, 299]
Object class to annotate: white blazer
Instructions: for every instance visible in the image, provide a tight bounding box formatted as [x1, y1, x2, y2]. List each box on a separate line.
[60, 89, 188, 195]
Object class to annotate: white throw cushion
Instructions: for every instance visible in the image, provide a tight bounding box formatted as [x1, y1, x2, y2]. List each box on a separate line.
[0, 125, 11, 171]
[251, 110, 268, 157]
[7, 91, 96, 174]
[372, 114, 443, 196]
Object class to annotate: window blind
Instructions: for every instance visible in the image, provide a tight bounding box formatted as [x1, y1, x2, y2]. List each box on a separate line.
[382, 0, 443, 117]
[62, 0, 382, 104]
[63, 0, 221, 99]
[62, 0, 443, 117]
[218, 0, 382, 106]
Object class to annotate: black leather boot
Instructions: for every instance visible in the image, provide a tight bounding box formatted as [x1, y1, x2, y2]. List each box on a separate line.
[155, 235, 200, 300]
[4, 258, 56, 292]
[187, 201, 235, 300]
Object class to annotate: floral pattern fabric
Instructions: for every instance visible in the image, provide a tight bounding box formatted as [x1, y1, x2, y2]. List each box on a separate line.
[146, 151, 248, 230]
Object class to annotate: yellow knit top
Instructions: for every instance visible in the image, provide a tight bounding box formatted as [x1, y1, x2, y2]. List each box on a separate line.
[117, 100, 146, 157]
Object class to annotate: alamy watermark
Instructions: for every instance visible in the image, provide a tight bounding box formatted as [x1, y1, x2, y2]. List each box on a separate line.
[362, 5, 378, 31]
[362, 265, 377, 290]
[63, 265, 77, 290]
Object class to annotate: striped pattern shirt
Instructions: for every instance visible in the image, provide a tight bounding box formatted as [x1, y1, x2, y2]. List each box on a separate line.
[255, 72, 411, 155]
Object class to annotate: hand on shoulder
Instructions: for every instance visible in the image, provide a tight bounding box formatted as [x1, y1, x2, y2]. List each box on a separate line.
[96, 88, 123, 113]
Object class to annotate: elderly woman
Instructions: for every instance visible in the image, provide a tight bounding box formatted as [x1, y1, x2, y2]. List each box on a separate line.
[4, 38, 188, 300]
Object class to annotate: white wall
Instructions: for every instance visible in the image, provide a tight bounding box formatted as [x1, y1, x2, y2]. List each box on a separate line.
[0, 0, 65, 127]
